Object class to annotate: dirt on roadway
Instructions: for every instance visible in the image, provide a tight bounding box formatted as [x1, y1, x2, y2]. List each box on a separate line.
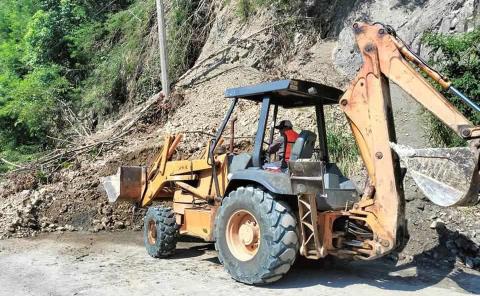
[0, 231, 479, 296]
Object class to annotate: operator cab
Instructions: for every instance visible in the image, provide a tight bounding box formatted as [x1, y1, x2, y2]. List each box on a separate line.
[209, 79, 359, 210]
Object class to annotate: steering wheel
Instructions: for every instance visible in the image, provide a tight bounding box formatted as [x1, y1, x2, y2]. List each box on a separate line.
[261, 140, 274, 163]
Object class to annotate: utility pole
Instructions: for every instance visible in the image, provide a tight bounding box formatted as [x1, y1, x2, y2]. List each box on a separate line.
[155, 0, 170, 99]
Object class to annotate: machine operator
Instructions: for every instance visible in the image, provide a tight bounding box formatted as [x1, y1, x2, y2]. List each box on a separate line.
[268, 120, 299, 166]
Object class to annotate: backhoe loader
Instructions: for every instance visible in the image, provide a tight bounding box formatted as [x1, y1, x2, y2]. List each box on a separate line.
[102, 22, 480, 284]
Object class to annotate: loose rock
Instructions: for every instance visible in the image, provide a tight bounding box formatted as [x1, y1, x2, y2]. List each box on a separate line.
[430, 219, 445, 229]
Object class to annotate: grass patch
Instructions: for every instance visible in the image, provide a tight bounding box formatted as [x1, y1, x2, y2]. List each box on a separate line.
[0, 145, 42, 173]
[76, 0, 157, 114]
[326, 128, 359, 176]
[78, 0, 211, 116]
[422, 29, 480, 147]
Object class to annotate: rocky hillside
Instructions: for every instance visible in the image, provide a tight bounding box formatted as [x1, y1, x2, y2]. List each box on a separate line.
[1, 0, 479, 270]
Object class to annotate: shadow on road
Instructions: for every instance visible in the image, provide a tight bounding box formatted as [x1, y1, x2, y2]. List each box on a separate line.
[269, 227, 480, 294]
[146, 228, 479, 294]
[173, 243, 215, 260]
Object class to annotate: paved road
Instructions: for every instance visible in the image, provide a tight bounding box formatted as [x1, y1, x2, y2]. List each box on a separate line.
[0, 231, 479, 296]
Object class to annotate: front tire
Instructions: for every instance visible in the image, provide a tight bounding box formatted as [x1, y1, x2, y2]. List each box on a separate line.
[215, 186, 299, 285]
[143, 207, 178, 258]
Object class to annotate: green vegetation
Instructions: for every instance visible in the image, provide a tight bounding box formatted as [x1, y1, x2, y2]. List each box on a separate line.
[423, 28, 480, 147]
[3, 0, 474, 177]
[327, 128, 359, 176]
[0, 0, 209, 173]
[0, 0, 132, 172]
[77, 0, 155, 113]
[168, 0, 211, 80]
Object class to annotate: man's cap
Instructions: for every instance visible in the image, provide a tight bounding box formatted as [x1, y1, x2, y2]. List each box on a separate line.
[275, 120, 293, 129]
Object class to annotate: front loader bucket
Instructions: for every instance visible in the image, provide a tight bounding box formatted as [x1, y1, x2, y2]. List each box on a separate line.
[101, 166, 147, 203]
[391, 143, 480, 207]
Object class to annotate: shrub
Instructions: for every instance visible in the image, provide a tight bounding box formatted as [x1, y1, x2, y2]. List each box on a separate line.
[0, 0, 133, 168]
[327, 127, 359, 176]
[422, 28, 480, 147]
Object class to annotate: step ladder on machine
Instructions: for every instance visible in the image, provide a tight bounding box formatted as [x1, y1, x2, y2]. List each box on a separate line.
[297, 193, 327, 259]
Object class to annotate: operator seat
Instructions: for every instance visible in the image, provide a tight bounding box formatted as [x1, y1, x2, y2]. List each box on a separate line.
[290, 130, 317, 161]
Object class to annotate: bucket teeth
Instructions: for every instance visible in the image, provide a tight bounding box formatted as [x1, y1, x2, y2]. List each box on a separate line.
[391, 143, 480, 207]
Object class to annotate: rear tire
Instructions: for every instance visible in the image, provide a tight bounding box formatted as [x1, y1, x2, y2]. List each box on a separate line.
[215, 186, 299, 285]
[143, 207, 178, 258]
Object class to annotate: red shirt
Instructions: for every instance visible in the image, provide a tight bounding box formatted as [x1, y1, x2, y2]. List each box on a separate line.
[284, 129, 299, 161]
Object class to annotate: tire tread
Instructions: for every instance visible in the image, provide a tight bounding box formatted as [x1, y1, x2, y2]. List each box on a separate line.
[215, 186, 299, 284]
[144, 207, 178, 258]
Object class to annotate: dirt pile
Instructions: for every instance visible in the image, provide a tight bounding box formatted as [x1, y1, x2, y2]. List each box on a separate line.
[402, 194, 480, 270]
[0, 147, 147, 239]
[0, 96, 172, 238]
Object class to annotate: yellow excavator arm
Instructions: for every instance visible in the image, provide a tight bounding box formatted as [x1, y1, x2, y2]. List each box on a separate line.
[338, 22, 480, 259]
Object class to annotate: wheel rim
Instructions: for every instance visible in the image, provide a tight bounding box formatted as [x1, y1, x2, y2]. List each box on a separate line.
[226, 209, 260, 261]
[147, 220, 157, 245]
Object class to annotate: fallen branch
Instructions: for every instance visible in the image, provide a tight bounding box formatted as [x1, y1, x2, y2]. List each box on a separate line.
[189, 65, 241, 87]
[4, 93, 159, 176]
[176, 17, 308, 86]
[46, 135, 76, 146]
[56, 98, 91, 136]
[121, 92, 164, 133]
[0, 158, 25, 169]
[181, 130, 255, 140]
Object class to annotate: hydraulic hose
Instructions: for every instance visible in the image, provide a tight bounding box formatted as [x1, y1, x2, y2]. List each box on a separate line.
[374, 22, 480, 112]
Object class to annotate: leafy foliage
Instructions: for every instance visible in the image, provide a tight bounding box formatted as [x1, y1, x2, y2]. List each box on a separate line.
[0, 0, 134, 171]
[76, 0, 156, 113]
[0, 0, 211, 172]
[422, 29, 480, 147]
[1, 65, 71, 142]
[24, 1, 87, 66]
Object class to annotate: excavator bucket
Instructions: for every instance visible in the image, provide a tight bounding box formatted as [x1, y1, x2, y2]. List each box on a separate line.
[101, 166, 146, 203]
[391, 143, 480, 207]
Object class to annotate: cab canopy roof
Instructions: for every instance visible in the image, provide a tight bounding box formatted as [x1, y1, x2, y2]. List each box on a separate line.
[224, 79, 343, 108]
